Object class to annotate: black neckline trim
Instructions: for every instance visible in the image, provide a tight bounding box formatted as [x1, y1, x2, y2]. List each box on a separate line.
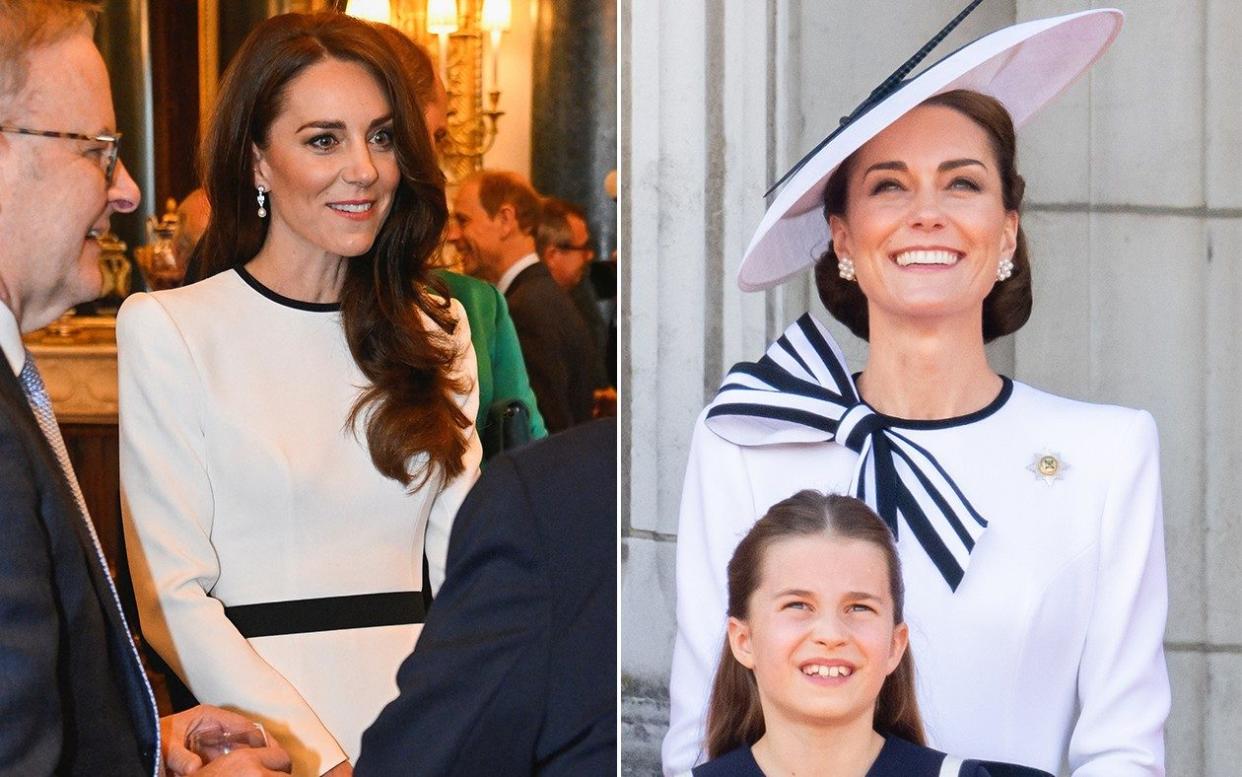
[859, 375, 1013, 430]
[233, 265, 341, 312]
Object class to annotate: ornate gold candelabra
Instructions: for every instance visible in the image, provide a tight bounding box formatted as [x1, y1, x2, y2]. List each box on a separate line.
[390, 0, 503, 184]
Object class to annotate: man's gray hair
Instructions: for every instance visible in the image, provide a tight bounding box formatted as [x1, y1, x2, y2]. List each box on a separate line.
[535, 197, 587, 258]
[0, 0, 101, 109]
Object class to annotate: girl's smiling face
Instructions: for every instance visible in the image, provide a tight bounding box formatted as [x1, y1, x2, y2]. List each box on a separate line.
[828, 103, 1019, 331]
[728, 533, 908, 731]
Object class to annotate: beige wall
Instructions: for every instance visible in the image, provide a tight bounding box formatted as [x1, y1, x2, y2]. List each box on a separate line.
[481, 0, 536, 176]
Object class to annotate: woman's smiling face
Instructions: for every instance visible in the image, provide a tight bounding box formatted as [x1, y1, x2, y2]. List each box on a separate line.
[727, 533, 908, 732]
[828, 103, 1018, 331]
[253, 56, 400, 263]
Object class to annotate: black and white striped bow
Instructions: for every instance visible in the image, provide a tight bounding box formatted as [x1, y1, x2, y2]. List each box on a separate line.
[704, 314, 988, 591]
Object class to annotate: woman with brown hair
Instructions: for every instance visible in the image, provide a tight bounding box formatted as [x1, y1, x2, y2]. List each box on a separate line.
[665, 8, 1168, 777]
[116, 12, 480, 777]
[371, 22, 548, 455]
[691, 491, 1047, 777]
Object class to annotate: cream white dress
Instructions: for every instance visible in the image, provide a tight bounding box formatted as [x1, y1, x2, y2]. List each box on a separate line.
[117, 268, 481, 776]
[663, 314, 1169, 777]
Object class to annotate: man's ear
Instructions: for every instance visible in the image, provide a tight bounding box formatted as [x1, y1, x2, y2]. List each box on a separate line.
[494, 203, 518, 239]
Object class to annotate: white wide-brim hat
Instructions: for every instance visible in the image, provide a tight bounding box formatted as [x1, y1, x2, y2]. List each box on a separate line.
[738, 8, 1123, 292]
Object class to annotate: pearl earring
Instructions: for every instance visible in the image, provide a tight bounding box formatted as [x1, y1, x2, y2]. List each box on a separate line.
[256, 186, 268, 219]
[997, 256, 1014, 281]
[838, 255, 856, 282]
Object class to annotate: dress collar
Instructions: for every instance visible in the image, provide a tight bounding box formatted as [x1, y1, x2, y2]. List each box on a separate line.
[704, 313, 999, 591]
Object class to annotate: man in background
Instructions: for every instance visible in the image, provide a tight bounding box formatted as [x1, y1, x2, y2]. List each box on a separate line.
[355, 418, 617, 776]
[536, 197, 610, 367]
[0, 2, 288, 774]
[449, 170, 597, 432]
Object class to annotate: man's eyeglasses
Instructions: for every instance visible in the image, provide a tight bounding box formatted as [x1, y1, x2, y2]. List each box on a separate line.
[0, 125, 122, 185]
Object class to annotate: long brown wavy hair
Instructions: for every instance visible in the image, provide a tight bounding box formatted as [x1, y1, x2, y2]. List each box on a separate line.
[816, 89, 1031, 343]
[705, 490, 925, 759]
[186, 12, 469, 488]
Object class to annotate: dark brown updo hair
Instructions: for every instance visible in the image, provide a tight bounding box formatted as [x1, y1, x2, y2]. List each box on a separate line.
[704, 490, 924, 759]
[815, 89, 1031, 343]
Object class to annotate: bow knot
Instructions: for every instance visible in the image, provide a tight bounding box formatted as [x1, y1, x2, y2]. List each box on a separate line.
[704, 314, 990, 591]
[837, 404, 884, 454]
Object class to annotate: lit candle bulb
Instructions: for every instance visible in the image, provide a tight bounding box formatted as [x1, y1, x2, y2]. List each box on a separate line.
[427, 0, 459, 82]
[480, 0, 511, 94]
[346, 0, 390, 23]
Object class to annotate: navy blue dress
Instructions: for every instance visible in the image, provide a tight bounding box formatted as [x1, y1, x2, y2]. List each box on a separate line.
[692, 736, 1054, 777]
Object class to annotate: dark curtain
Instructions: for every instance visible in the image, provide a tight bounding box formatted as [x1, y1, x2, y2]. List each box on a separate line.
[530, 0, 618, 262]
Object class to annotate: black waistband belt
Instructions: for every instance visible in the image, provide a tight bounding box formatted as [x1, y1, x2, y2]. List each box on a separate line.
[223, 591, 426, 638]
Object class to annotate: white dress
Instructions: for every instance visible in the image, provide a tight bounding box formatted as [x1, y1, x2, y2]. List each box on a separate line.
[663, 315, 1169, 777]
[117, 268, 482, 777]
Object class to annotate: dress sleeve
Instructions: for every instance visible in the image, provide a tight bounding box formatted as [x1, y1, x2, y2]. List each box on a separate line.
[662, 413, 761, 775]
[116, 293, 347, 776]
[423, 299, 483, 595]
[1068, 409, 1169, 776]
[488, 285, 548, 440]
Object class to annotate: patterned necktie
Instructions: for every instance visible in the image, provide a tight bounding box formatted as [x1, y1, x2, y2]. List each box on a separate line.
[16, 348, 161, 769]
[18, 348, 92, 521]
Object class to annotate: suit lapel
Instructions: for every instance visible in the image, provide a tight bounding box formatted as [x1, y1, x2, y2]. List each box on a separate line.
[0, 357, 120, 628]
[505, 262, 544, 297]
[0, 346, 159, 766]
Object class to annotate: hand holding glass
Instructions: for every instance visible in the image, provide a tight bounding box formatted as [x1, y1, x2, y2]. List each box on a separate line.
[185, 720, 267, 764]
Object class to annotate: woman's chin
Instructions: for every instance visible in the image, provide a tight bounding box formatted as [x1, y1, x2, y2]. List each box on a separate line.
[870, 298, 984, 330]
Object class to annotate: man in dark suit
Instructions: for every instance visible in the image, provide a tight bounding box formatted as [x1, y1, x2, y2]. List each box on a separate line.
[535, 196, 612, 390]
[355, 419, 617, 777]
[0, 3, 288, 775]
[449, 171, 598, 432]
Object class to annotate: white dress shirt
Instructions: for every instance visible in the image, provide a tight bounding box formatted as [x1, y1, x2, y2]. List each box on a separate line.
[496, 252, 541, 295]
[0, 302, 25, 376]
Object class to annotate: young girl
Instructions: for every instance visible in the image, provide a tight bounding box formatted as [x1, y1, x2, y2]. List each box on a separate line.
[691, 491, 1049, 777]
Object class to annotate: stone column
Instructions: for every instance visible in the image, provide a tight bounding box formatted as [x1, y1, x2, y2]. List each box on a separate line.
[531, 0, 619, 259]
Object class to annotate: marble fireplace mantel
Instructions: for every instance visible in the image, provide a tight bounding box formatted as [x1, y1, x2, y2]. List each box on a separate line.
[23, 315, 119, 425]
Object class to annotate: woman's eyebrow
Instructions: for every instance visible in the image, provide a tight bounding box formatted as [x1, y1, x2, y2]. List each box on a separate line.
[939, 157, 987, 171]
[862, 158, 988, 176]
[296, 120, 345, 132]
[863, 160, 906, 176]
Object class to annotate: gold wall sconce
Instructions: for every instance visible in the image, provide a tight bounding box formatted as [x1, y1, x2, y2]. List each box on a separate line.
[348, 0, 513, 184]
